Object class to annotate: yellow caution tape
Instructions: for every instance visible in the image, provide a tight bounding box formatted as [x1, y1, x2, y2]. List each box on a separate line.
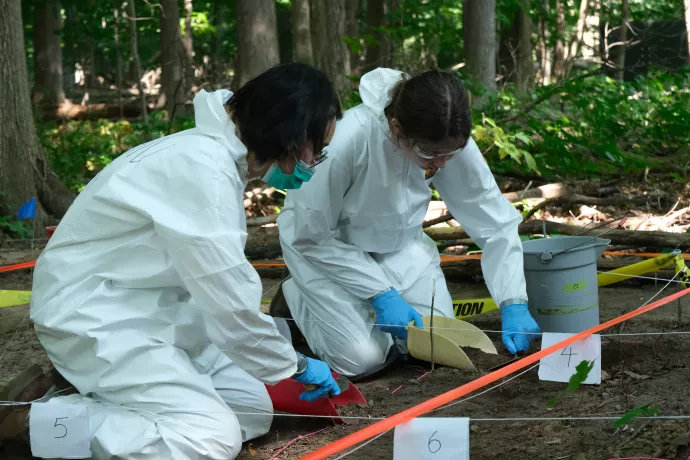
[0, 290, 32, 308]
[3, 254, 687, 313]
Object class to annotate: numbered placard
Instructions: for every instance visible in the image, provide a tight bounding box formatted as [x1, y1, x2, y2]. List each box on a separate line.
[30, 402, 91, 459]
[393, 417, 469, 460]
[538, 333, 601, 384]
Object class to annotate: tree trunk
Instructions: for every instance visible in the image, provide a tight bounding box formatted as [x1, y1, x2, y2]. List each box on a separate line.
[292, 0, 313, 65]
[345, 0, 361, 74]
[463, 0, 497, 92]
[114, 7, 124, 118]
[310, 0, 350, 98]
[183, 0, 195, 96]
[565, 0, 590, 77]
[364, 0, 387, 73]
[684, 0, 690, 64]
[614, 0, 629, 81]
[0, 0, 75, 224]
[159, 0, 186, 118]
[211, 2, 229, 85]
[235, 0, 280, 89]
[86, 0, 97, 88]
[538, 0, 552, 85]
[127, 0, 148, 123]
[552, 0, 566, 81]
[33, 0, 65, 107]
[62, 0, 78, 97]
[516, 1, 534, 92]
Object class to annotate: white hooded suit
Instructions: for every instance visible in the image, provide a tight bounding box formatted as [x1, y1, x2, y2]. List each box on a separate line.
[277, 68, 528, 376]
[30, 90, 297, 459]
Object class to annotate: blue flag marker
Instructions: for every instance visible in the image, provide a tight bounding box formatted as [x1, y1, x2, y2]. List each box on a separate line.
[17, 197, 37, 220]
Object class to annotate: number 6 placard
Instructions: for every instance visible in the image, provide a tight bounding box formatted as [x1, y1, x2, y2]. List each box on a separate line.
[30, 402, 91, 459]
[393, 417, 469, 460]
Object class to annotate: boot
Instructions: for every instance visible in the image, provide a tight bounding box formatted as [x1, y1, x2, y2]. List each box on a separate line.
[268, 274, 307, 348]
[0, 364, 54, 444]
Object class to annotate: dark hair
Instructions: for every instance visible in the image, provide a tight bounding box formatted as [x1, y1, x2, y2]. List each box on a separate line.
[384, 71, 471, 146]
[227, 63, 342, 163]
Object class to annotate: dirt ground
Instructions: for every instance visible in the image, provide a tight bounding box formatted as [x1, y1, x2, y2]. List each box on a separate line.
[2, 260, 690, 459]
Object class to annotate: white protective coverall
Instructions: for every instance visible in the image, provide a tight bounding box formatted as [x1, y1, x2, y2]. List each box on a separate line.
[30, 90, 297, 459]
[277, 68, 528, 377]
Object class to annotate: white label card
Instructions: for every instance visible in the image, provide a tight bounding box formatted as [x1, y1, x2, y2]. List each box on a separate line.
[393, 417, 469, 460]
[30, 402, 91, 459]
[538, 333, 601, 385]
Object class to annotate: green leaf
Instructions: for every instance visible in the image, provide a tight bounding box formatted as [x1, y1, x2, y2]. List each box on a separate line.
[522, 151, 541, 175]
[513, 132, 532, 145]
[612, 405, 660, 428]
[546, 360, 595, 406]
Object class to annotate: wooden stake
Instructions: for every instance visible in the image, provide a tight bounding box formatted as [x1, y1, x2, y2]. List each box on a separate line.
[430, 279, 436, 372]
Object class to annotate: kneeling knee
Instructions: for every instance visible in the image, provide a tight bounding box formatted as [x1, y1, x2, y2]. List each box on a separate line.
[326, 342, 387, 377]
[178, 410, 243, 459]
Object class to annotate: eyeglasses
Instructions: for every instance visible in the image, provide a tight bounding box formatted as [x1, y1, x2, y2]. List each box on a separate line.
[412, 144, 459, 160]
[302, 146, 328, 167]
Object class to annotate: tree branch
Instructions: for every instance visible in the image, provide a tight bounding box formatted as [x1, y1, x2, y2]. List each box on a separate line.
[497, 67, 606, 124]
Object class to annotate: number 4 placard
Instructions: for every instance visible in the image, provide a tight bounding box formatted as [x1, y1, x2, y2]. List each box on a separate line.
[538, 332, 602, 385]
[30, 402, 91, 459]
[393, 417, 469, 460]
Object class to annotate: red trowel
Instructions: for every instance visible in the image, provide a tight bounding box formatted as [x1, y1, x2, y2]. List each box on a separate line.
[265, 372, 367, 423]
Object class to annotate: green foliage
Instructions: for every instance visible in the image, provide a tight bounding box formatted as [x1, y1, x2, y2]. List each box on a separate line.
[483, 70, 690, 177]
[473, 116, 540, 175]
[38, 116, 195, 192]
[0, 216, 30, 239]
[612, 405, 660, 428]
[386, 0, 464, 70]
[546, 360, 595, 406]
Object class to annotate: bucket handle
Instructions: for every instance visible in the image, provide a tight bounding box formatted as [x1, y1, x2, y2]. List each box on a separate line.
[539, 217, 627, 263]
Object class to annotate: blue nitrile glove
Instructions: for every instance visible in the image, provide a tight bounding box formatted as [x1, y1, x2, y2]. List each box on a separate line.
[500, 303, 541, 354]
[369, 288, 424, 340]
[292, 355, 341, 402]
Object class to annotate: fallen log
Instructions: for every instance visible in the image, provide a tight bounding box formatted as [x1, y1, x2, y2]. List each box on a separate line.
[502, 183, 570, 202]
[245, 243, 283, 260]
[423, 186, 650, 228]
[424, 220, 690, 250]
[246, 215, 278, 227]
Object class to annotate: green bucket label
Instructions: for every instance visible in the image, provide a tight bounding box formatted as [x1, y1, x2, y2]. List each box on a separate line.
[564, 280, 587, 293]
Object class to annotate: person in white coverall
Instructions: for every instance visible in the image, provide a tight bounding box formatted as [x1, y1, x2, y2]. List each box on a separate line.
[0, 64, 343, 459]
[274, 68, 541, 377]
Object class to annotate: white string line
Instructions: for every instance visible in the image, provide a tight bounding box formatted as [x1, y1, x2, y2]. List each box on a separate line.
[430, 364, 540, 414]
[0, 386, 77, 406]
[333, 432, 387, 460]
[596, 271, 685, 284]
[322, 266, 690, 458]
[279, 315, 690, 336]
[332, 364, 540, 459]
[277, 266, 690, 335]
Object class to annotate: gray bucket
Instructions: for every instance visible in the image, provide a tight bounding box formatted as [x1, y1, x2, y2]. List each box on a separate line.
[522, 236, 610, 333]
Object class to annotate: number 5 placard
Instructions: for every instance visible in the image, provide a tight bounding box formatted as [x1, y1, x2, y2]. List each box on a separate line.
[393, 417, 469, 460]
[30, 402, 91, 459]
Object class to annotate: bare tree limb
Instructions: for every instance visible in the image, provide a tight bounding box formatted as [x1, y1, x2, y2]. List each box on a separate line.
[497, 67, 605, 124]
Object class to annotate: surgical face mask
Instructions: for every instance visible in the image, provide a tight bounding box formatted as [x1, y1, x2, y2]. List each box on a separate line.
[261, 159, 315, 190]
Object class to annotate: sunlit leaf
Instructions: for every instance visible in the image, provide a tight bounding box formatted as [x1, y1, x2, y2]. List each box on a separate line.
[612, 405, 660, 428]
